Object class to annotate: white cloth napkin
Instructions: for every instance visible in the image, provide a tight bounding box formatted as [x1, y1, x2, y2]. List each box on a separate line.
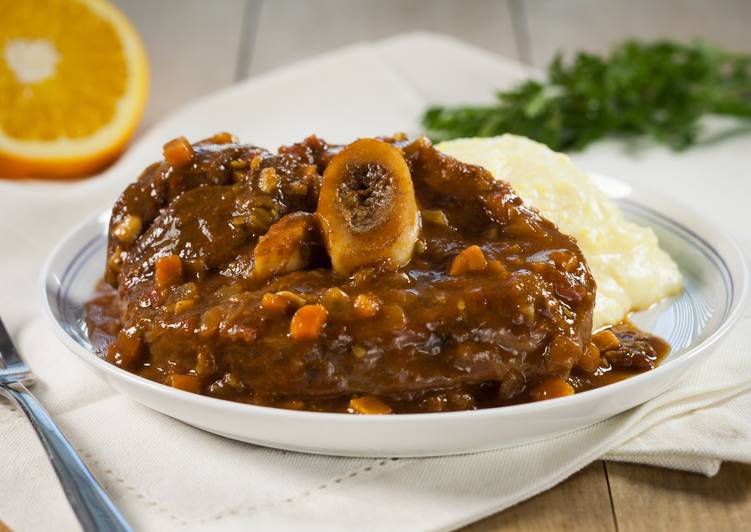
[1, 33, 750, 531]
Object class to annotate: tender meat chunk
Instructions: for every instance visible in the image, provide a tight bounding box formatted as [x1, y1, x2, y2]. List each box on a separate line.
[106, 134, 324, 285]
[119, 185, 255, 293]
[106, 135, 267, 284]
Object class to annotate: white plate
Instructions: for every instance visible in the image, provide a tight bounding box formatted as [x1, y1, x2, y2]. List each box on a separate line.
[41, 174, 747, 457]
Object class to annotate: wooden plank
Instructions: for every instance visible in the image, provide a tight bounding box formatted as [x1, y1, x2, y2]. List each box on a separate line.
[607, 461, 751, 531]
[521, 0, 751, 67]
[461, 462, 616, 531]
[112, 0, 248, 130]
[244, 0, 519, 78]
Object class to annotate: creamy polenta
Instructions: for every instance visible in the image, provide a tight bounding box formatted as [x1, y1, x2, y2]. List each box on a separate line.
[437, 135, 682, 329]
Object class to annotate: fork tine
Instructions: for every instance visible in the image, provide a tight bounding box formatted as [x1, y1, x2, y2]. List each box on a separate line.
[0, 317, 27, 370]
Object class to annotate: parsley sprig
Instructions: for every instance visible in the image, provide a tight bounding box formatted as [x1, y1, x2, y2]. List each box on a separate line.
[422, 40, 751, 151]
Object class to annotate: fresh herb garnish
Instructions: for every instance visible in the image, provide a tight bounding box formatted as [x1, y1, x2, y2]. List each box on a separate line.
[422, 40, 751, 151]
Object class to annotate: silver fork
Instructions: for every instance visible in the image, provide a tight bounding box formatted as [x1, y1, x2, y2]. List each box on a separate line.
[0, 318, 132, 532]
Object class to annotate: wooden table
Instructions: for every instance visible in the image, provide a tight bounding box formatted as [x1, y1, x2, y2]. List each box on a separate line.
[464, 461, 751, 531]
[15, 2, 741, 530]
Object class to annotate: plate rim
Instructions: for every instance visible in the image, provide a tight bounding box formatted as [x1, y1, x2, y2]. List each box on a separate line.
[40, 175, 749, 424]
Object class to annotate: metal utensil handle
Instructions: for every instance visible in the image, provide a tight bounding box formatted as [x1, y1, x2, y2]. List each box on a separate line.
[1, 382, 132, 532]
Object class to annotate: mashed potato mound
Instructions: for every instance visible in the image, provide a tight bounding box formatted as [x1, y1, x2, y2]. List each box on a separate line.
[437, 135, 682, 330]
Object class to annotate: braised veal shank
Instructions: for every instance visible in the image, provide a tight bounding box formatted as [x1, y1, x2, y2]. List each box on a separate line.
[86, 133, 667, 414]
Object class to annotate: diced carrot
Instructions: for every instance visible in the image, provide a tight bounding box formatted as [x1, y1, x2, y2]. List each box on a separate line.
[592, 329, 621, 351]
[155, 255, 182, 288]
[530, 377, 575, 401]
[163, 136, 194, 167]
[290, 304, 328, 341]
[168, 374, 201, 393]
[353, 293, 381, 319]
[449, 245, 488, 276]
[348, 395, 393, 415]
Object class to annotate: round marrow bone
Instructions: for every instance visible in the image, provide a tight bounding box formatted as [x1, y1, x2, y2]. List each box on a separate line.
[316, 138, 420, 275]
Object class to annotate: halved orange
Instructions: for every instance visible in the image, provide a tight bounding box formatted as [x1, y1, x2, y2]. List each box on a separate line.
[0, 0, 149, 179]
